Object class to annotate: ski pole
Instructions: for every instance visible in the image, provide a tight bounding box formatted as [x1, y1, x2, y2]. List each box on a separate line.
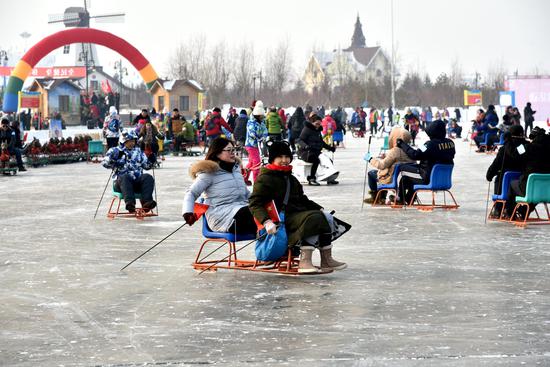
[484, 179, 491, 225]
[152, 165, 158, 212]
[93, 167, 114, 220]
[361, 135, 373, 211]
[120, 222, 188, 271]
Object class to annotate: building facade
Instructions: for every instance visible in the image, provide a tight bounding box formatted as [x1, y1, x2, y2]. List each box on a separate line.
[28, 78, 83, 125]
[303, 15, 391, 93]
[150, 79, 205, 119]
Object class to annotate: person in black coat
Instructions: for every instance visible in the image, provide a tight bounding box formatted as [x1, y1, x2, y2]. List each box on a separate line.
[396, 120, 455, 203]
[505, 127, 550, 217]
[288, 107, 306, 152]
[233, 109, 248, 147]
[486, 125, 527, 195]
[297, 113, 336, 186]
[523, 102, 536, 136]
[485, 125, 528, 217]
[0, 118, 26, 171]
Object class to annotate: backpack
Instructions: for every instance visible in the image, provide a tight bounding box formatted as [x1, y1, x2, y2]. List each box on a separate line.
[205, 116, 217, 131]
[108, 118, 120, 133]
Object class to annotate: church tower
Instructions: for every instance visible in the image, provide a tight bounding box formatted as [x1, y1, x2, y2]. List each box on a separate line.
[349, 14, 366, 49]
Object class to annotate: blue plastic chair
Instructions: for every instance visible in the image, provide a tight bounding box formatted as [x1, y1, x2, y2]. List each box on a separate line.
[510, 173, 550, 227]
[479, 132, 499, 153]
[488, 171, 521, 220]
[193, 207, 301, 274]
[372, 163, 401, 207]
[409, 164, 459, 210]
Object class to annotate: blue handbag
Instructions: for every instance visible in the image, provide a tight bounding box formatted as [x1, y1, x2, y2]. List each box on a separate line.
[255, 212, 288, 261]
[255, 177, 290, 262]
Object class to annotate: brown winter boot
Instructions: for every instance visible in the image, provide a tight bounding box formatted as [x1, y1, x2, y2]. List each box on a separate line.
[363, 190, 376, 204]
[320, 248, 347, 271]
[298, 249, 318, 273]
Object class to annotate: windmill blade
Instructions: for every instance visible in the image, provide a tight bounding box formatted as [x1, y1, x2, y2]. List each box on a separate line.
[84, 0, 91, 11]
[92, 13, 125, 23]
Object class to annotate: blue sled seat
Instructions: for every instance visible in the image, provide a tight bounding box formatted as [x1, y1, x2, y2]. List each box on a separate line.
[202, 217, 256, 242]
[410, 164, 459, 210]
[372, 163, 401, 207]
[488, 171, 521, 221]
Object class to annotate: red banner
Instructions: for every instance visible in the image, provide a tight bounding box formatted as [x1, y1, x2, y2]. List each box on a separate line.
[0, 66, 86, 78]
[19, 91, 41, 108]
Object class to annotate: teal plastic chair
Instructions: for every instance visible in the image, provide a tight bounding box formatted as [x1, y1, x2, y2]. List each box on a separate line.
[87, 140, 104, 162]
[511, 173, 550, 226]
[107, 183, 157, 220]
[378, 135, 390, 157]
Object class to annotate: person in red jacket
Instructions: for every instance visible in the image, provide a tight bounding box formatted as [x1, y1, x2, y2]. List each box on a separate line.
[205, 107, 232, 149]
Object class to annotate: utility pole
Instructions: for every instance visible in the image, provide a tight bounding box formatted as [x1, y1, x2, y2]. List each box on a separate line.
[0, 50, 8, 97]
[114, 59, 127, 105]
[390, 0, 396, 109]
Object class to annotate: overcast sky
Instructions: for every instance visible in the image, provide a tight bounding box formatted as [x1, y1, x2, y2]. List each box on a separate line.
[1, 0, 549, 84]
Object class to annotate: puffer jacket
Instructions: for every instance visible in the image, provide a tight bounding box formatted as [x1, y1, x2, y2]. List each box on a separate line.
[265, 111, 284, 134]
[233, 113, 248, 143]
[102, 145, 152, 180]
[370, 127, 415, 184]
[182, 159, 250, 232]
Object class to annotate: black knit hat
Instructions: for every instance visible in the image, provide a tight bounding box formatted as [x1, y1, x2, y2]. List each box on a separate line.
[267, 140, 293, 163]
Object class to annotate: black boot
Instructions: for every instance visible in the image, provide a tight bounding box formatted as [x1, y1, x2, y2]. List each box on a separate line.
[307, 176, 320, 186]
[125, 201, 136, 213]
[142, 200, 157, 212]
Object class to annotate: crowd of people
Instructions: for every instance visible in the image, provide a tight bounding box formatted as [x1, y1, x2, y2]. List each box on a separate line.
[3, 94, 549, 273]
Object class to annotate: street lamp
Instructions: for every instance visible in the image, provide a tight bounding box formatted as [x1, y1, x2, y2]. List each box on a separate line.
[390, 0, 396, 109]
[114, 59, 127, 109]
[0, 50, 8, 95]
[252, 71, 262, 101]
[78, 49, 89, 96]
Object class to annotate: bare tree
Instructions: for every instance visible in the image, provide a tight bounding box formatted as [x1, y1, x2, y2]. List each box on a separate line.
[205, 40, 231, 106]
[232, 42, 256, 105]
[165, 34, 208, 82]
[264, 38, 293, 96]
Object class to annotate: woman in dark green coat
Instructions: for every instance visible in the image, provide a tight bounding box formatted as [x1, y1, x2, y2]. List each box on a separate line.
[248, 141, 347, 274]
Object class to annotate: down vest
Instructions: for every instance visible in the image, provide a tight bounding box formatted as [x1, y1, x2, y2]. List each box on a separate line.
[183, 159, 250, 232]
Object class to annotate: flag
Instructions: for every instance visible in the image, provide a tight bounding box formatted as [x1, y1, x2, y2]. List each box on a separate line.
[105, 79, 113, 93]
[253, 200, 281, 230]
[193, 202, 209, 220]
[101, 80, 113, 94]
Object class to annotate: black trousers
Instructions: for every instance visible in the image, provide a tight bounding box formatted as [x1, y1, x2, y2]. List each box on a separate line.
[115, 173, 155, 205]
[505, 179, 532, 216]
[525, 121, 534, 136]
[228, 206, 258, 235]
[397, 164, 427, 202]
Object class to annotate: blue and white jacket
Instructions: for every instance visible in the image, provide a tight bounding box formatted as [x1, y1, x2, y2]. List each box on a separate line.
[245, 119, 268, 148]
[102, 145, 152, 180]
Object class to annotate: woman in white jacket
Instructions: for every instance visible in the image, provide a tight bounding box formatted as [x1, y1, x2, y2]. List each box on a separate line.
[182, 137, 257, 234]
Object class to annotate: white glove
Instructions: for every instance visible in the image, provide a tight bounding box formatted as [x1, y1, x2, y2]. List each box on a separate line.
[264, 220, 277, 235]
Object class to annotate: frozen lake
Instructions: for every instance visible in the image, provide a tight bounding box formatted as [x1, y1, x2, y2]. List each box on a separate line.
[1, 132, 549, 366]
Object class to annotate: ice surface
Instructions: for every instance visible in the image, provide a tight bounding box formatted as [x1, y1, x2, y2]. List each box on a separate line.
[0, 132, 549, 366]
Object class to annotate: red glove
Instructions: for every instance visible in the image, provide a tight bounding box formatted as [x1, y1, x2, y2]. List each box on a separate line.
[183, 213, 197, 226]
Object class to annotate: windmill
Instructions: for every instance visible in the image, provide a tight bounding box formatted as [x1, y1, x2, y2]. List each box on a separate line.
[48, 0, 125, 94]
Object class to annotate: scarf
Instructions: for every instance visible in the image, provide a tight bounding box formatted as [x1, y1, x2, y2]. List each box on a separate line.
[266, 163, 293, 172]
